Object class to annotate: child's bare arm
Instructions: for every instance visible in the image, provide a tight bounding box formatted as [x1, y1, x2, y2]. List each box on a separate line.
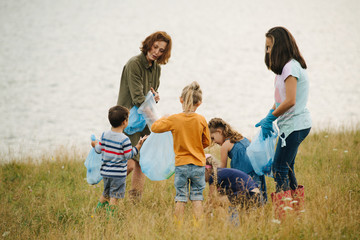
[220, 144, 229, 168]
[135, 135, 148, 151]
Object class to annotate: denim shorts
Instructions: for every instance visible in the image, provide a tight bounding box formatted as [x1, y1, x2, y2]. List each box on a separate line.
[102, 176, 126, 199]
[174, 164, 205, 202]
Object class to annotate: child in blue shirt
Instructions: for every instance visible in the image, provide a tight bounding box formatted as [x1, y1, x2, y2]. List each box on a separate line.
[208, 117, 267, 202]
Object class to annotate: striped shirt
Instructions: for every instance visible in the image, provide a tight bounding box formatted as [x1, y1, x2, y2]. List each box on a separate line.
[95, 130, 138, 178]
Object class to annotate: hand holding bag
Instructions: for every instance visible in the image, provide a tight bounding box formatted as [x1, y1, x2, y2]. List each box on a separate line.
[246, 124, 278, 177]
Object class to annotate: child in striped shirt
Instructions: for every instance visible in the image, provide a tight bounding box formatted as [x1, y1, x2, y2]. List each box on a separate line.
[91, 105, 147, 213]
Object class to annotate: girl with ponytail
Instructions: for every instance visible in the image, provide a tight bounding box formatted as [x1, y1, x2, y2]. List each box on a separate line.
[151, 81, 211, 225]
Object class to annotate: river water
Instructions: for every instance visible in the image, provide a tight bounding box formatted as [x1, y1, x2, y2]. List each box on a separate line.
[0, 0, 359, 161]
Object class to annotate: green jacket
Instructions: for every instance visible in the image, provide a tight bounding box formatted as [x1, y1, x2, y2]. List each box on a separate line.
[117, 53, 161, 109]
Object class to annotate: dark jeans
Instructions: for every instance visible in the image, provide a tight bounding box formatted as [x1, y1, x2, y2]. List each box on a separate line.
[272, 128, 311, 192]
[248, 171, 267, 203]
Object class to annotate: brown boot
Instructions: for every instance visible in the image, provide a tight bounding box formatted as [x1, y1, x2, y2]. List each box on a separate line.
[271, 190, 294, 221]
[291, 185, 305, 213]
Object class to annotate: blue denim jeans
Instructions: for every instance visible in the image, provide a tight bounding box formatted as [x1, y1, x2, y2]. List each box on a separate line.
[248, 171, 267, 203]
[272, 128, 311, 192]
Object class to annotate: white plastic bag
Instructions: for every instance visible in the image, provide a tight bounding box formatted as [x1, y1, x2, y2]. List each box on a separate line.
[140, 132, 175, 181]
[137, 91, 175, 181]
[246, 124, 278, 177]
[138, 91, 160, 129]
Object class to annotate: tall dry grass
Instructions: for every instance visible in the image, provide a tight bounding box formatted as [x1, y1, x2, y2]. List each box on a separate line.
[1, 128, 359, 239]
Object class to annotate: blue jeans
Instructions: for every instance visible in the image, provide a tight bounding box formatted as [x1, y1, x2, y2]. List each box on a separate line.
[272, 128, 311, 192]
[248, 171, 267, 203]
[174, 164, 205, 202]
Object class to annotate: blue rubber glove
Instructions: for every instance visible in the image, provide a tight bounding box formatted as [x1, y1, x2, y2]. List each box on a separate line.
[255, 109, 278, 139]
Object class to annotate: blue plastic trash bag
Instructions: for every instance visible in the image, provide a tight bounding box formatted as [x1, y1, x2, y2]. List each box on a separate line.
[138, 91, 160, 129]
[246, 124, 278, 177]
[140, 131, 175, 181]
[124, 106, 147, 135]
[84, 134, 103, 185]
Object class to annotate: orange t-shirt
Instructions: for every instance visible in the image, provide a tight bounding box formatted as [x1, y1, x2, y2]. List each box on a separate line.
[151, 112, 210, 167]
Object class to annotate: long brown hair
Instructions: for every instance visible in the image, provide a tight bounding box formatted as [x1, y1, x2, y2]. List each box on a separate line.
[208, 118, 243, 143]
[180, 81, 202, 113]
[141, 31, 172, 65]
[265, 26, 307, 75]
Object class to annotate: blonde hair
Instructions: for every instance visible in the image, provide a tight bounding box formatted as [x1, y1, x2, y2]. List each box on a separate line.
[180, 81, 202, 113]
[206, 155, 220, 188]
[208, 118, 243, 143]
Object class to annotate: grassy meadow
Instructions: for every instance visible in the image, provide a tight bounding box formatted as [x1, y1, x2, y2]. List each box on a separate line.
[1, 128, 359, 239]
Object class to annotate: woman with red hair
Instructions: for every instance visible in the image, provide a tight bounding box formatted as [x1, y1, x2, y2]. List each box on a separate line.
[117, 31, 172, 201]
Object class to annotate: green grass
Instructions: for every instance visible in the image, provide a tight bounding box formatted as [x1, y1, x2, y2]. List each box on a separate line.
[1, 128, 360, 239]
